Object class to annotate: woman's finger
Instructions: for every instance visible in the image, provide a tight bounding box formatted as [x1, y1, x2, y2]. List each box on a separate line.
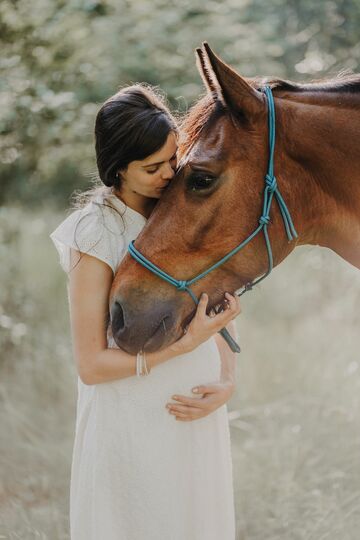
[192, 384, 219, 395]
[194, 293, 208, 319]
[171, 409, 198, 420]
[168, 404, 201, 416]
[225, 292, 241, 314]
[210, 302, 240, 328]
[169, 395, 205, 407]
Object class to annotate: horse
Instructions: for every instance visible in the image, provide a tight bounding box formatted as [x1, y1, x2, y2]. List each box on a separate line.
[109, 42, 360, 355]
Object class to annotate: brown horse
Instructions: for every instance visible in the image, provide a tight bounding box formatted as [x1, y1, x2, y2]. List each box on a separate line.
[110, 42, 360, 354]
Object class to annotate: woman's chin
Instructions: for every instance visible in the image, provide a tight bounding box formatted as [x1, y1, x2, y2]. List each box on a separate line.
[149, 192, 163, 199]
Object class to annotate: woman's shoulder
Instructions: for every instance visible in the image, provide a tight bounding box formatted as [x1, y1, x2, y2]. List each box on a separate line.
[50, 188, 147, 274]
[64, 189, 145, 232]
[50, 191, 127, 274]
[51, 190, 128, 239]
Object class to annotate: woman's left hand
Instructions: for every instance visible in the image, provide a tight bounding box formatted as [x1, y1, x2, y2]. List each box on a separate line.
[165, 380, 235, 422]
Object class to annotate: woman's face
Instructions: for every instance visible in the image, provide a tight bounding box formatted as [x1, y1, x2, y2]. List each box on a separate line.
[120, 131, 178, 200]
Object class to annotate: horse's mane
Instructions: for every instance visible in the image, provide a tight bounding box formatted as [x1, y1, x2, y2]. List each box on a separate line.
[255, 71, 360, 93]
[179, 71, 360, 156]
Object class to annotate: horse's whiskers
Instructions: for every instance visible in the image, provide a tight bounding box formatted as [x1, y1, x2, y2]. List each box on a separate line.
[162, 318, 167, 335]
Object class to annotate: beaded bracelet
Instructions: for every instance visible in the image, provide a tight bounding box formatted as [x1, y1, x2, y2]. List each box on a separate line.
[136, 351, 150, 376]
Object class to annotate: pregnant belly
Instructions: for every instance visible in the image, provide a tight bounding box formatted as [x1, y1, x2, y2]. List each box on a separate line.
[79, 337, 221, 408]
[73, 337, 225, 459]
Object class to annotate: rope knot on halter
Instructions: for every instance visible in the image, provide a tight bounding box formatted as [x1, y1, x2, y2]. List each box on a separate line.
[176, 280, 188, 292]
[259, 215, 271, 226]
[265, 173, 277, 192]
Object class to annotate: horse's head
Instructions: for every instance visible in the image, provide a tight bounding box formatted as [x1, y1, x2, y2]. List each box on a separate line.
[110, 43, 297, 354]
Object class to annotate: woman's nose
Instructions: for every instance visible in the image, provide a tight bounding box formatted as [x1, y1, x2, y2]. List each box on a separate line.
[162, 162, 175, 180]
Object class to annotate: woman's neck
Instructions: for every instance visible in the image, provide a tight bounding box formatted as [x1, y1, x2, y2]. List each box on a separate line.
[113, 188, 157, 219]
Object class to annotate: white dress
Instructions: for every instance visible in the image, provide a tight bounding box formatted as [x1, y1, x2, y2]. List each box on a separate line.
[50, 191, 235, 540]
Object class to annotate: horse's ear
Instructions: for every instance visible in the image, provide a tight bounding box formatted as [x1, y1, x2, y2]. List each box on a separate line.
[195, 47, 224, 101]
[197, 42, 264, 118]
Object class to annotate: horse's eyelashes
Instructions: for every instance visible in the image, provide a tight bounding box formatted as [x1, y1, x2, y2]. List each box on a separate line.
[187, 173, 217, 192]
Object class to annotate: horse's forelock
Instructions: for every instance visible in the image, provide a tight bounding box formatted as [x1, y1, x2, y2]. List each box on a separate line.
[178, 95, 226, 159]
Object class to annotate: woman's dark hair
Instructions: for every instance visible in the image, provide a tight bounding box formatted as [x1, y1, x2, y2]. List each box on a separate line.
[69, 84, 178, 271]
[95, 83, 178, 189]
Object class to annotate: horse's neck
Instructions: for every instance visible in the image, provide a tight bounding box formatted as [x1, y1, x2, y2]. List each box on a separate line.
[277, 92, 360, 269]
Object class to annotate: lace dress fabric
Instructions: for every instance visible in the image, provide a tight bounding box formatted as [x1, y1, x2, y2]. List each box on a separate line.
[50, 191, 236, 540]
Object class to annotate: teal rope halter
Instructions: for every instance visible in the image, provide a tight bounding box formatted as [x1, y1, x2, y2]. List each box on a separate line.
[128, 86, 298, 352]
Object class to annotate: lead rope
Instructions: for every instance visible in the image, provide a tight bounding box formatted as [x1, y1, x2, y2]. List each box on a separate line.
[128, 86, 297, 352]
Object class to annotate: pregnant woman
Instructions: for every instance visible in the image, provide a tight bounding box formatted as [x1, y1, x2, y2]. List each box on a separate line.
[50, 84, 241, 540]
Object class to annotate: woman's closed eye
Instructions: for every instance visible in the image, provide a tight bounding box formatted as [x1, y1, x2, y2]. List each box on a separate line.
[146, 153, 177, 175]
[146, 167, 159, 175]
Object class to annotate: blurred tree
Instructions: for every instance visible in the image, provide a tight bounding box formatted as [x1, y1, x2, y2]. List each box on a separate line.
[0, 0, 359, 207]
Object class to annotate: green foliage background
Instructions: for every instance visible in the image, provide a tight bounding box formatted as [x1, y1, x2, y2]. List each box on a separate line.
[1, 0, 360, 207]
[1, 2, 360, 538]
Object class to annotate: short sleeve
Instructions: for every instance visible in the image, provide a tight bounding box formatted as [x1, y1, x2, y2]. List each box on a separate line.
[50, 202, 126, 275]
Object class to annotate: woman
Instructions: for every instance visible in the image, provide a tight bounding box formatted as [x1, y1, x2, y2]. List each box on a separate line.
[50, 84, 241, 540]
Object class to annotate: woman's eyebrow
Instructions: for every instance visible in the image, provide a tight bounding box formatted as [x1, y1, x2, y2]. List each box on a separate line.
[142, 150, 178, 168]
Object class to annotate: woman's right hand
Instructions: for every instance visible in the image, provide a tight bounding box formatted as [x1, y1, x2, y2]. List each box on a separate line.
[173, 292, 241, 355]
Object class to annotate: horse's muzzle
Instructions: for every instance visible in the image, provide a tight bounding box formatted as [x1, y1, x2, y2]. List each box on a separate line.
[110, 295, 182, 354]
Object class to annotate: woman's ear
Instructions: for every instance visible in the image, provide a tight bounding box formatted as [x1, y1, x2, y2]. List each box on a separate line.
[114, 171, 123, 189]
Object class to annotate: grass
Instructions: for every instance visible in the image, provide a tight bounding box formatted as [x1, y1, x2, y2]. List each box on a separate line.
[0, 206, 359, 539]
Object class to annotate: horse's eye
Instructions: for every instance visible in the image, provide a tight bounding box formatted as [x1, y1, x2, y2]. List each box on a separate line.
[187, 174, 217, 192]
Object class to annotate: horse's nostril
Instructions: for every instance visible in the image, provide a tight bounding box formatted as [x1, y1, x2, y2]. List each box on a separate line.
[111, 301, 125, 333]
[109, 296, 180, 353]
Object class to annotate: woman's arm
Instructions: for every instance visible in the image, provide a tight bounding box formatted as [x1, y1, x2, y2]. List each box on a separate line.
[68, 251, 181, 384]
[215, 319, 238, 386]
[68, 251, 240, 385]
